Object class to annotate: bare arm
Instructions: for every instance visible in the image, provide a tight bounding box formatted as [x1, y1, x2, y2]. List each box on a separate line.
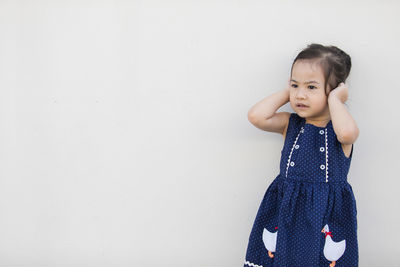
[328, 84, 359, 145]
[247, 82, 291, 135]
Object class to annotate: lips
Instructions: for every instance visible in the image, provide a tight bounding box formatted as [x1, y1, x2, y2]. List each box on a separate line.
[297, 103, 309, 107]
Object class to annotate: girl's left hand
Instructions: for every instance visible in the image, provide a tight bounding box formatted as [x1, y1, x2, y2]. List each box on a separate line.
[328, 82, 348, 103]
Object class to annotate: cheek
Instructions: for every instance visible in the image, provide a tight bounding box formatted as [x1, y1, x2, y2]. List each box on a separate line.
[289, 94, 297, 104]
[313, 96, 328, 108]
[289, 90, 297, 99]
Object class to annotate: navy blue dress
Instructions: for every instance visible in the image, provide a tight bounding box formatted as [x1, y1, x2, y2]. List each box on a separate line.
[243, 112, 358, 267]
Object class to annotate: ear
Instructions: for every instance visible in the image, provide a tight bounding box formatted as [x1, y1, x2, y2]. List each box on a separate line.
[326, 82, 336, 95]
[325, 86, 332, 96]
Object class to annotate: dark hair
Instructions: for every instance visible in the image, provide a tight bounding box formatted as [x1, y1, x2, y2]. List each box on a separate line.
[290, 43, 352, 95]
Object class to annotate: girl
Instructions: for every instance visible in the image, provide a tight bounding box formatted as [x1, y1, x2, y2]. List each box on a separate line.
[243, 43, 359, 267]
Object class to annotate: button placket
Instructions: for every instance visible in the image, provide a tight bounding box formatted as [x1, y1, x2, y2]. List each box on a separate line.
[285, 126, 304, 178]
[324, 128, 329, 182]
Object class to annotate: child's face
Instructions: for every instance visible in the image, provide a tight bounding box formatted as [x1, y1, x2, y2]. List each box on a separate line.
[289, 60, 329, 118]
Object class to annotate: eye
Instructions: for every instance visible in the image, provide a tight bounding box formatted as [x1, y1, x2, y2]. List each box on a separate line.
[291, 84, 317, 89]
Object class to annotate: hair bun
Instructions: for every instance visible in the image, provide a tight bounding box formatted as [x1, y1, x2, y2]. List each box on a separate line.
[329, 45, 352, 73]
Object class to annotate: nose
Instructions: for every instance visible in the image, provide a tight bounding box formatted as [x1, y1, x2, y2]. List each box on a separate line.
[295, 86, 307, 99]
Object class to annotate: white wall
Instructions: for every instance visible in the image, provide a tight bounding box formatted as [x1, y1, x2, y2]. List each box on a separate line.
[0, 0, 399, 266]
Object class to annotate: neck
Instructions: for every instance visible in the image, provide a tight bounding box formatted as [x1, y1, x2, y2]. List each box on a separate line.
[305, 118, 331, 127]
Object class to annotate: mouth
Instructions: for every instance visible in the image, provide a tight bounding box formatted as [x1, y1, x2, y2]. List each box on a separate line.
[296, 103, 309, 108]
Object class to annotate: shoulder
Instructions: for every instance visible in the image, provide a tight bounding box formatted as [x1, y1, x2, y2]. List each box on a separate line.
[283, 112, 303, 139]
[290, 112, 302, 122]
[330, 125, 355, 159]
[330, 120, 358, 159]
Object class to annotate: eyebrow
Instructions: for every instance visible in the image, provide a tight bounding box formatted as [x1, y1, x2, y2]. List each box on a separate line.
[290, 79, 320, 84]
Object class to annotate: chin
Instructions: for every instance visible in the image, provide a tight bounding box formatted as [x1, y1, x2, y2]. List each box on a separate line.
[295, 110, 306, 117]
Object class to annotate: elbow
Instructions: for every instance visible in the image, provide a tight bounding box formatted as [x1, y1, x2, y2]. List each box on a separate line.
[338, 126, 359, 145]
[247, 110, 259, 124]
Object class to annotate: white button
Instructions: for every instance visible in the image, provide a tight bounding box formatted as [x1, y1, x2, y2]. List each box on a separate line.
[295, 145, 299, 149]
[290, 161, 295, 166]
[320, 147, 325, 152]
[320, 164, 325, 170]
[319, 130, 324, 135]
[301, 128, 304, 133]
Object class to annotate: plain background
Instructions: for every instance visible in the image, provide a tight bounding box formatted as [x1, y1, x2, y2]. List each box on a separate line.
[1, 0, 399, 266]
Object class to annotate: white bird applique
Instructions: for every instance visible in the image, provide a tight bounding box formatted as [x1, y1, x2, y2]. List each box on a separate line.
[321, 224, 346, 267]
[262, 226, 278, 258]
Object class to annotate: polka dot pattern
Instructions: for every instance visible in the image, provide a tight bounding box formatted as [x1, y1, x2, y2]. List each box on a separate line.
[243, 113, 358, 267]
